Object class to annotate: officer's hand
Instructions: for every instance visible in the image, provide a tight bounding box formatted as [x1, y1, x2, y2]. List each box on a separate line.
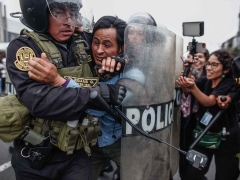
[28, 53, 66, 86]
[99, 57, 125, 74]
[99, 84, 126, 105]
[216, 95, 231, 109]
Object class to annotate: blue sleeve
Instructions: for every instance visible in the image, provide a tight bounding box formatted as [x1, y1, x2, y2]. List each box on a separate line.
[66, 79, 81, 88]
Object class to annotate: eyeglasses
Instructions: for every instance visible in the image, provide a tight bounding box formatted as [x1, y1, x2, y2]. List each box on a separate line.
[205, 61, 222, 69]
[52, 10, 78, 21]
[50, 8, 81, 26]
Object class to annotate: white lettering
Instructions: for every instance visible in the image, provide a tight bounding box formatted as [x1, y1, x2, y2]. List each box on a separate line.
[126, 108, 140, 135]
[142, 107, 155, 132]
[156, 106, 164, 130]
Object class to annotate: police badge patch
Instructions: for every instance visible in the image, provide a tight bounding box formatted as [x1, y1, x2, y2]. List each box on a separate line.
[87, 55, 92, 62]
[14, 47, 36, 71]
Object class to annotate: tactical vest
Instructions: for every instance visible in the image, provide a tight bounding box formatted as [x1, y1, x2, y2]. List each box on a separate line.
[21, 29, 100, 155]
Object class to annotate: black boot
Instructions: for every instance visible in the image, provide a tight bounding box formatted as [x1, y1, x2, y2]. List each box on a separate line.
[113, 168, 120, 180]
[99, 159, 114, 176]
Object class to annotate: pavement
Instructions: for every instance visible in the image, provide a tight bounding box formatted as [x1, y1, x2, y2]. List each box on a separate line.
[0, 141, 239, 180]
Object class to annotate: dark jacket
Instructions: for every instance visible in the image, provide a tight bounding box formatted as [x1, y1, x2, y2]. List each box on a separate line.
[6, 31, 94, 121]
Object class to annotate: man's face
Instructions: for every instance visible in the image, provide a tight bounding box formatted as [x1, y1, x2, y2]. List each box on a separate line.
[127, 27, 145, 51]
[128, 27, 145, 42]
[48, 14, 75, 42]
[91, 28, 120, 66]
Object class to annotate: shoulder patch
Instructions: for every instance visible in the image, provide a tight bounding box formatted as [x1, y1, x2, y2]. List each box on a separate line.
[14, 47, 36, 71]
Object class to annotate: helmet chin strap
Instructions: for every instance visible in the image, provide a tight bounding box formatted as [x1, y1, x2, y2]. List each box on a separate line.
[10, 12, 22, 18]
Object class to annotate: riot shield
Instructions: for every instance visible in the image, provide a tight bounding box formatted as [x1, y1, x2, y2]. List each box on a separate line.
[121, 23, 176, 180]
[169, 34, 183, 177]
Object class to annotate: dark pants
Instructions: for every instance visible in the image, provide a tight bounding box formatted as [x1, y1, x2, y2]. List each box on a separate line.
[90, 139, 121, 180]
[12, 141, 93, 180]
[179, 116, 201, 179]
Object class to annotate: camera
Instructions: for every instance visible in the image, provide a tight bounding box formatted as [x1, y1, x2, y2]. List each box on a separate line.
[182, 21, 206, 77]
[186, 149, 208, 168]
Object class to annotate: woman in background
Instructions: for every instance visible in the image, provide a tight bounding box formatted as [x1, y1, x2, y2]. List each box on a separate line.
[179, 49, 209, 180]
[177, 49, 240, 180]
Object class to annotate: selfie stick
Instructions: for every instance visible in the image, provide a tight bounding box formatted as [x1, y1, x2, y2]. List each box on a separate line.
[90, 91, 212, 168]
[183, 38, 196, 77]
[90, 91, 187, 155]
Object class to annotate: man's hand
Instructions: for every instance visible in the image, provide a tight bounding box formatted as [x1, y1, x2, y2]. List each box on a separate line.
[98, 57, 124, 74]
[216, 95, 231, 109]
[28, 53, 66, 86]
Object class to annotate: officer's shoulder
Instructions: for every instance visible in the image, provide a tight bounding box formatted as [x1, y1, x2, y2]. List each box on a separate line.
[8, 35, 30, 48]
[7, 34, 39, 58]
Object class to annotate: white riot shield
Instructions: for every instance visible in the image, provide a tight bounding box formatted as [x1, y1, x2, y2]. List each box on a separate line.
[120, 23, 176, 180]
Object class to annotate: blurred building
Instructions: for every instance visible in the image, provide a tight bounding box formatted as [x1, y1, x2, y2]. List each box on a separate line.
[0, 1, 27, 43]
[221, 8, 240, 50]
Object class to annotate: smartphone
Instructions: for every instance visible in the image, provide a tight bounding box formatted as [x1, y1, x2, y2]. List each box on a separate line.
[188, 42, 206, 53]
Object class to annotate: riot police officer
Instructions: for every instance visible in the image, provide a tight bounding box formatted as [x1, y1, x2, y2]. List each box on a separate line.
[7, 0, 126, 180]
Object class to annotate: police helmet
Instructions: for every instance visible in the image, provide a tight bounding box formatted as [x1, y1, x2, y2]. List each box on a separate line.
[19, 0, 83, 33]
[127, 12, 157, 26]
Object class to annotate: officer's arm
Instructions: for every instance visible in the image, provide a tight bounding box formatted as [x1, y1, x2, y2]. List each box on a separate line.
[6, 39, 94, 121]
[216, 87, 240, 109]
[7, 39, 125, 120]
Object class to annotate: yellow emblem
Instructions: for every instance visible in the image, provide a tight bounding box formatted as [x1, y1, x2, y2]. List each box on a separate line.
[236, 153, 240, 159]
[14, 47, 36, 71]
[64, 76, 99, 88]
[87, 55, 92, 62]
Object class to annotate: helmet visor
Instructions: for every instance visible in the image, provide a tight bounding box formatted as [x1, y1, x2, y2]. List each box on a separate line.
[46, 0, 83, 27]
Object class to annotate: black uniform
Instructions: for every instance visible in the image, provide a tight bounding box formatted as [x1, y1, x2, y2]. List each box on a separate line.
[185, 77, 240, 180]
[7, 32, 94, 180]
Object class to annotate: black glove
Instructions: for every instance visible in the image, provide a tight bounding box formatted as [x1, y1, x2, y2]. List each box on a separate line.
[99, 84, 126, 106]
[111, 52, 126, 72]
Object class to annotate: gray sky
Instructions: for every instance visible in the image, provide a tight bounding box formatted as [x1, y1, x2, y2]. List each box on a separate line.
[2, 0, 240, 53]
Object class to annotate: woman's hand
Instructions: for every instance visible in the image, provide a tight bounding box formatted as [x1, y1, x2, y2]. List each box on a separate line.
[176, 76, 195, 89]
